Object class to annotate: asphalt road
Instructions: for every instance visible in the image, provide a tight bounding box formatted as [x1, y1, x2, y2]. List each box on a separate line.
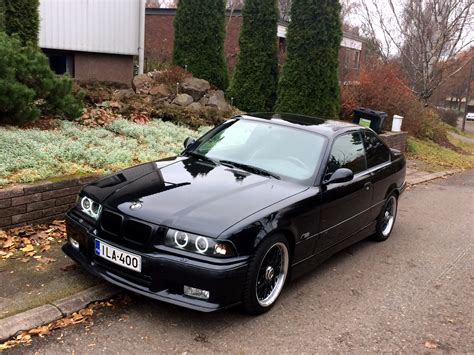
[6, 170, 474, 354]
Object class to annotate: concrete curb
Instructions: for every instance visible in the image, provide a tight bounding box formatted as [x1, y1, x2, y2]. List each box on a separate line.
[0, 284, 120, 343]
[407, 169, 461, 186]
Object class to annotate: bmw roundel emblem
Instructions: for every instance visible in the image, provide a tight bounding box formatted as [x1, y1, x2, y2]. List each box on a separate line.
[130, 201, 143, 210]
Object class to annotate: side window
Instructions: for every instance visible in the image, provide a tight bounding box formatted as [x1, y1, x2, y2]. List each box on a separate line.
[363, 131, 391, 168]
[326, 132, 366, 178]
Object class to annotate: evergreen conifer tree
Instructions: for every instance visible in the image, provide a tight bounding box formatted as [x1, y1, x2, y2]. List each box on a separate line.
[173, 0, 228, 90]
[275, 0, 342, 118]
[228, 0, 279, 112]
[5, 0, 40, 45]
[0, 0, 5, 32]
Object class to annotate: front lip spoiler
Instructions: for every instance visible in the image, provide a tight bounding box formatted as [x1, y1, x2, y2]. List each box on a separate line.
[63, 243, 242, 313]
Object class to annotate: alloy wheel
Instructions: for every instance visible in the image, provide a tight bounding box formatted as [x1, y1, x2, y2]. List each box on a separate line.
[255, 242, 289, 307]
[381, 196, 397, 237]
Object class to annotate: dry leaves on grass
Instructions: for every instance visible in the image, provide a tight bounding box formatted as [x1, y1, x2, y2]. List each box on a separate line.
[0, 296, 127, 350]
[0, 220, 66, 264]
[80, 107, 120, 127]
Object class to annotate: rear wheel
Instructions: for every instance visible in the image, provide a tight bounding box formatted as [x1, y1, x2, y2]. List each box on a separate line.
[242, 235, 289, 315]
[373, 194, 398, 241]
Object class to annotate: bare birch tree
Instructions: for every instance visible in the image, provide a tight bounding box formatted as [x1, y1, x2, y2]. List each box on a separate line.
[359, 0, 473, 102]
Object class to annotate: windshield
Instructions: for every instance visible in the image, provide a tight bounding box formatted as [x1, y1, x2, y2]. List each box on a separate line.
[189, 118, 327, 185]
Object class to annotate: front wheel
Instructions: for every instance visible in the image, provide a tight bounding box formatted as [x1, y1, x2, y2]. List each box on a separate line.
[242, 235, 290, 315]
[373, 194, 398, 241]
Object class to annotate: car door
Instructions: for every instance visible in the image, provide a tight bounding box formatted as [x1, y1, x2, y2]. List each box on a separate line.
[317, 131, 373, 252]
[362, 130, 393, 222]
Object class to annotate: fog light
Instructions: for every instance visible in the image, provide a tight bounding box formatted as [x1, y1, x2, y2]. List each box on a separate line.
[69, 237, 80, 250]
[183, 286, 210, 300]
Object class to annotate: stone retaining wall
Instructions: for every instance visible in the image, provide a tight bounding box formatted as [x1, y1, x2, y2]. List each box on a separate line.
[379, 131, 408, 153]
[0, 176, 99, 230]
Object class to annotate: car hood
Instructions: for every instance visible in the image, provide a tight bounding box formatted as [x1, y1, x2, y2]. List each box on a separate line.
[82, 157, 308, 237]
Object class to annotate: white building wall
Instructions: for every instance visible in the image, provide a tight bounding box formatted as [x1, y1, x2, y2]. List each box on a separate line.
[39, 0, 141, 56]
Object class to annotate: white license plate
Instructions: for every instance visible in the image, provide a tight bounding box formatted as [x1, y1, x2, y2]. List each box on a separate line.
[95, 239, 141, 272]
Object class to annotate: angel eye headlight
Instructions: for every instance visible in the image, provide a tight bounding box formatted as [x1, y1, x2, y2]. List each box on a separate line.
[195, 236, 209, 253]
[79, 196, 102, 220]
[174, 231, 189, 248]
[164, 229, 237, 258]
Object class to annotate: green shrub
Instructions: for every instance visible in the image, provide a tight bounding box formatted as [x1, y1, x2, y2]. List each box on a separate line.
[275, 0, 342, 118]
[0, 119, 210, 185]
[406, 137, 419, 154]
[5, 0, 39, 45]
[227, 0, 279, 112]
[436, 108, 459, 127]
[0, 33, 83, 124]
[173, 0, 228, 90]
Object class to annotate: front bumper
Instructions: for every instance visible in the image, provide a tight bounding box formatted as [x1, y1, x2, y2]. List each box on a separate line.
[64, 212, 249, 312]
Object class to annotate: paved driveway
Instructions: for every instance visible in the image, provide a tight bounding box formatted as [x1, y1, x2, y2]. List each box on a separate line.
[458, 118, 474, 135]
[6, 170, 474, 354]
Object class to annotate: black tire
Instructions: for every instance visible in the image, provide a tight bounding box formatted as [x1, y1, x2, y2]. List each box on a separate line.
[373, 193, 398, 242]
[241, 234, 290, 315]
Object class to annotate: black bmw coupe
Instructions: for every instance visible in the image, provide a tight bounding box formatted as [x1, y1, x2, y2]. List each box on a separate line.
[64, 113, 406, 314]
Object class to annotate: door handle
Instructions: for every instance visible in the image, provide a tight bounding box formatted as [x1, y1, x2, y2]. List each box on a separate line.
[364, 182, 372, 190]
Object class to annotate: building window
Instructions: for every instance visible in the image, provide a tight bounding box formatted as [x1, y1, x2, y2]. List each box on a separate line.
[47, 53, 74, 75]
[278, 37, 286, 55]
[344, 49, 361, 69]
[354, 50, 360, 69]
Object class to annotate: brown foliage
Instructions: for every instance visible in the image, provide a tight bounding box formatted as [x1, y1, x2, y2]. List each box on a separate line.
[151, 65, 192, 91]
[341, 62, 453, 148]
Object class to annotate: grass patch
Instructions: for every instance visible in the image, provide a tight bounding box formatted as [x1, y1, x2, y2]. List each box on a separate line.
[407, 137, 474, 170]
[0, 119, 210, 186]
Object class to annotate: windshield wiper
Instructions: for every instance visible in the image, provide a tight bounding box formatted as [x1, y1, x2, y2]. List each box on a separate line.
[184, 151, 220, 166]
[220, 160, 280, 180]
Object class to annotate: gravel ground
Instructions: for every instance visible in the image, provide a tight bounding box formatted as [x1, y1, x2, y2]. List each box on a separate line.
[5, 169, 474, 354]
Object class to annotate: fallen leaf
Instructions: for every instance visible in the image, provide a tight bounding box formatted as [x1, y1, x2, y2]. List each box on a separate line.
[40, 245, 51, 252]
[34, 265, 47, 272]
[16, 333, 31, 341]
[2, 238, 14, 248]
[424, 341, 438, 349]
[36, 256, 56, 264]
[21, 245, 34, 253]
[79, 308, 94, 317]
[28, 325, 50, 336]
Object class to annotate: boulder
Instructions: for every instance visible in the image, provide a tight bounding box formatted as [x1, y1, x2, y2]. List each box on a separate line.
[187, 102, 203, 111]
[206, 90, 229, 111]
[132, 74, 153, 93]
[172, 93, 194, 107]
[180, 77, 211, 101]
[199, 95, 209, 106]
[113, 89, 135, 101]
[149, 84, 171, 98]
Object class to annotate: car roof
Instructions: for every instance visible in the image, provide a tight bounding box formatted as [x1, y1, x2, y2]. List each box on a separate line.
[240, 113, 361, 138]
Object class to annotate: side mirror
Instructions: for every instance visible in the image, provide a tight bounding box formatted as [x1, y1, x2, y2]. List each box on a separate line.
[325, 168, 354, 185]
[183, 137, 196, 150]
